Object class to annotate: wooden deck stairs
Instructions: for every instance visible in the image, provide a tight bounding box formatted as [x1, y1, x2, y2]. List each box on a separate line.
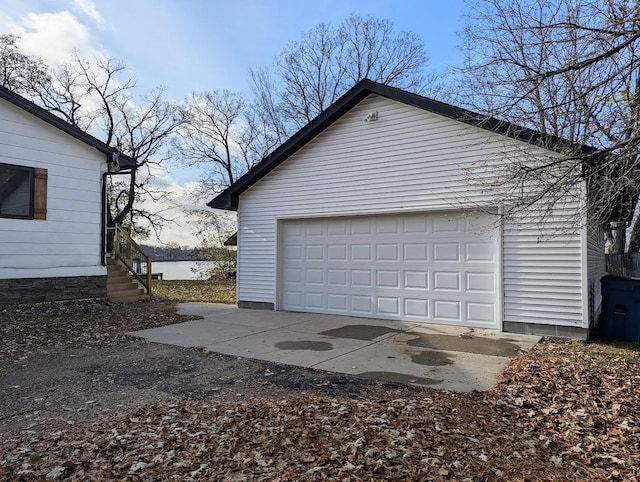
[107, 259, 148, 302]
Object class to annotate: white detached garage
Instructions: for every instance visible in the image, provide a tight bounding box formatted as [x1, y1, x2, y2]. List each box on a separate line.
[209, 80, 605, 339]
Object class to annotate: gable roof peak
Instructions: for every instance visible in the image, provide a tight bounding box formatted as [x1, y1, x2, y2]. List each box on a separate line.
[0, 83, 136, 171]
[208, 78, 588, 211]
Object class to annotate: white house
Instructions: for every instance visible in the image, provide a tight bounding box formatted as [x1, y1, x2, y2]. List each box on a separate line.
[209, 80, 606, 340]
[0, 85, 136, 304]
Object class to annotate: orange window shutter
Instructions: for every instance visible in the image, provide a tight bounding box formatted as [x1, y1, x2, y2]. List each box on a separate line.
[34, 168, 47, 220]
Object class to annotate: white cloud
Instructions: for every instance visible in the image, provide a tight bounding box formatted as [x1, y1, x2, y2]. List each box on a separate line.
[6, 9, 106, 67]
[1, 3, 217, 248]
[72, 0, 104, 27]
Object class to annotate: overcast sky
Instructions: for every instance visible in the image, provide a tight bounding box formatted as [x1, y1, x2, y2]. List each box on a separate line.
[1, 0, 467, 246]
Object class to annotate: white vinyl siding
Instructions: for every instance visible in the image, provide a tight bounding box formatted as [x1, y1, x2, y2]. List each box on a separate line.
[0, 97, 106, 279]
[502, 213, 584, 326]
[238, 94, 586, 328]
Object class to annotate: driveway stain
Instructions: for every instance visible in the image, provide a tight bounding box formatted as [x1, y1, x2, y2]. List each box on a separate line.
[79, 357, 235, 399]
[407, 333, 522, 357]
[318, 324, 404, 341]
[358, 371, 442, 386]
[275, 341, 334, 351]
[410, 350, 455, 366]
[259, 364, 366, 395]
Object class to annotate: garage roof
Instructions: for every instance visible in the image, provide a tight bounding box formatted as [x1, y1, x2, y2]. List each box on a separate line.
[208, 78, 589, 211]
[0, 84, 136, 172]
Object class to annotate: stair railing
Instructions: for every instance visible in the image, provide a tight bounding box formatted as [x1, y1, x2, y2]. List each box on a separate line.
[110, 225, 152, 300]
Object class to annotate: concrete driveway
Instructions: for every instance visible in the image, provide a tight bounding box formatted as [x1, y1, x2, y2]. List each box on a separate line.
[133, 303, 540, 392]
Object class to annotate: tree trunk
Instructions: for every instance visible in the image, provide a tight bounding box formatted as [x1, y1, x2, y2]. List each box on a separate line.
[611, 221, 627, 253]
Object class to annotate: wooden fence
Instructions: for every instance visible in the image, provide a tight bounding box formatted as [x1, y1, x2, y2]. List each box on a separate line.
[606, 253, 640, 278]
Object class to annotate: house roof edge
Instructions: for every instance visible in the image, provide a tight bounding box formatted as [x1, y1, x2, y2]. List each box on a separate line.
[207, 78, 593, 211]
[0, 84, 136, 170]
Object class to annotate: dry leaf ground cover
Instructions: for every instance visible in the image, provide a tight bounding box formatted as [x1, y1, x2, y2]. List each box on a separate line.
[1, 285, 639, 481]
[153, 280, 236, 304]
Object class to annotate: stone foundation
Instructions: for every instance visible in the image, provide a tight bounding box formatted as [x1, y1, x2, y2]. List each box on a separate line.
[0, 276, 107, 305]
[237, 300, 275, 310]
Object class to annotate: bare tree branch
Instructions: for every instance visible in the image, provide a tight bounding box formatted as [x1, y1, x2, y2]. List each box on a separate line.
[456, 0, 640, 252]
[251, 14, 432, 140]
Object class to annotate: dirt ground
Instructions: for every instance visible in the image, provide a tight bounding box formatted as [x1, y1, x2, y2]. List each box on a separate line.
[0, 300, 407, 429]
[0, 338, 408, 434]
[1, 299, 639, 481]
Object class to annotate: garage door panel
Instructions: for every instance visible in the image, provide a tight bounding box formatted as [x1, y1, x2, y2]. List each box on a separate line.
[402, 271, 427, 289]
[376, 218, 399, 234]
[351, 269, 373, 287]
[376, 244, 399, 261]
[433, 243, 461, 262]
[305, 245, 324, 260]
[327, 244, 347, 260]
[351, 245, 372, 260]
[351, 295, 373, 313]
[284, 244, 303, 260]
[305, 222, 324, 236]
[466, 272, 495, 293]
[280, 212, 499, 328]
[328, 268, 347, 285]
[304, 292, 324, 309]
[377, 297, 400, 315]
[466, 242, 496, 262]
[433, 271, 461, 291]
[405, 298, 429, 317]
[305, 268, 324, 284]
[433, 216, 461, 233]
[283, 268, 303, 283]
[377, 270, 400, 288]
[327, 220, 347, 235]
[466, 302, 495, 324]
[404, 217, 429, 233]
[434, 299, 461, 320]
[286, 223, 304, 237]
[282, 290, 303, 308]
[404, 244, 429, 261]
[327, 293, 347, 311]
[351, 219, 372, 235]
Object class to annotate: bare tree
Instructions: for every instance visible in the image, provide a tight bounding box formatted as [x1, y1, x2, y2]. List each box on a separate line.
[187, 208, 237, 279]
[456, 0, 640, 252]
[53, 57, 184, 238]
[173, 90, 274, 194]
[3, 42, 184, 239]
[106, 86, 184, 238]
[251, 14, 431, 140]
[0, 34, 50, 95]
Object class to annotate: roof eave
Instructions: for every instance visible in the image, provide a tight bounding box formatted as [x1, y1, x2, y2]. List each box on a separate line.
[207, 79, 376, 211]
[206, 78, 595, 211]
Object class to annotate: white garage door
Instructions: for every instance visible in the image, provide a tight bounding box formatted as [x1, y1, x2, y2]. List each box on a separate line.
[279, 212, 500, 329]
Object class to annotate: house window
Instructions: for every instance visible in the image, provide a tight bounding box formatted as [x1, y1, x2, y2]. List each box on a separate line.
[0, 162, 47, 220]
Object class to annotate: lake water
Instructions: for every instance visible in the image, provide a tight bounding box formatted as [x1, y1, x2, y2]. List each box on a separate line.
[152, 261, 216, 280]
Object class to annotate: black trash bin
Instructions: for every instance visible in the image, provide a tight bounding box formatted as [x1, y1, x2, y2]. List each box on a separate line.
[600, 275, 640, 342]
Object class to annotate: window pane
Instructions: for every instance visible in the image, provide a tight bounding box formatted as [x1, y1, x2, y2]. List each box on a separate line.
[0, 163, 33, 218]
